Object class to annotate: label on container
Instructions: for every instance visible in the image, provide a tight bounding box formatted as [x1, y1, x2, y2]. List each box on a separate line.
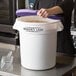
[23, 27, 43, 32]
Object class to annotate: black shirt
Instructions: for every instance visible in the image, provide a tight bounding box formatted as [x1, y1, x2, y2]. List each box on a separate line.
[57, 0, 75, 55]
[58, 0, 74, 29]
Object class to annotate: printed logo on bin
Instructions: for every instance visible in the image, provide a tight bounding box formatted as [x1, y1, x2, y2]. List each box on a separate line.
[23, 27, 43, 32]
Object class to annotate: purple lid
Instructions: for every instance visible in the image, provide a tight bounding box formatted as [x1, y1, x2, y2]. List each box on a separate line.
[16, 9, 37, 16]
[48, 15, 62, 20]
[16, 9, 61, 20]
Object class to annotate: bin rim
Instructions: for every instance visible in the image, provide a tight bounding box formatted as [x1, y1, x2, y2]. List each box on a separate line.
[13, 16, 63, 32]
[16, 16, 61, 24]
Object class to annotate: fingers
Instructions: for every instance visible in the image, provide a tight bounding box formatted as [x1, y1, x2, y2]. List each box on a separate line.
[37, 8, 48, 18]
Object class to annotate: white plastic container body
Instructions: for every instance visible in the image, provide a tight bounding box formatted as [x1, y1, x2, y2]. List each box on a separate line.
[19, 30, 57, 70]
[13, 16, 63, 70]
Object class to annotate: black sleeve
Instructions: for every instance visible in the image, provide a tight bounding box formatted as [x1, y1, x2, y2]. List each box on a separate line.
[58, 0, 74, 15]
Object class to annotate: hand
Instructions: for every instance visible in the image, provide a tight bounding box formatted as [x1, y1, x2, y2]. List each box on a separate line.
[37, 8, 49, 18]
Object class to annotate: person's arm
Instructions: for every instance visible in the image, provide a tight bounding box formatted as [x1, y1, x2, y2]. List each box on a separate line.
[37, 0, 74, 17]
[47, 6, 63, 15]
[37, 6, 63, 17]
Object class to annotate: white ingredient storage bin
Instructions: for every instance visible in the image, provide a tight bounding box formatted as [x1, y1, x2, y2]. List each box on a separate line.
[13, 16, 63, 70]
